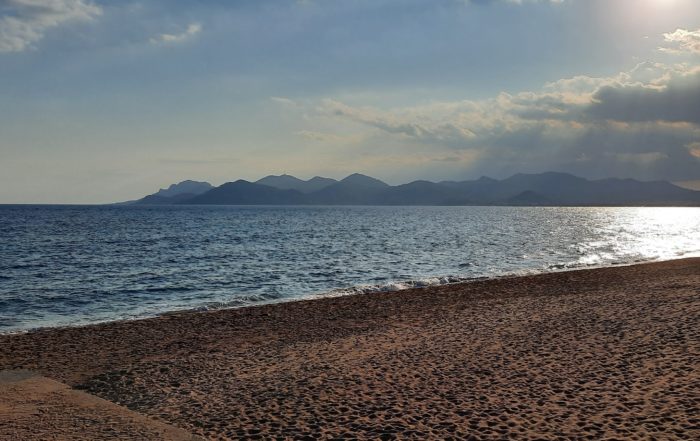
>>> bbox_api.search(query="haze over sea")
[1,205,698,333]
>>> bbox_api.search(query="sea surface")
[1,205,699,333]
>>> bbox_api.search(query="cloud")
[320,99,476,145]
[284,34,700,181]
[295,130,368,145]
[608,151,668,166]
[0,0,101,53]
[660,28,700,55]
[150,22,201,45]
[588,68,700,124]
[687,142,700,158]
[296,130,349,143]
[270,96,299,107]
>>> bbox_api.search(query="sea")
[1,205,699,333]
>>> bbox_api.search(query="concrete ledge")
[0,370,201,440]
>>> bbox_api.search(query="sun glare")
[649,0,679,7]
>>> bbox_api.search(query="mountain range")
[129,180,214,204]
[125,172,700,206]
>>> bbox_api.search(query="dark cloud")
[588,71,700,124]
[302,59,700,181]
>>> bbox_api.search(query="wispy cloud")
[150,22,202,45]
[295,130,365,144]
[608,151,669,166]
[0,0,101,53]
[270,96,299,107]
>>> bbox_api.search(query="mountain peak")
[257,174,337,193]
[155,180,213,198]
[309,176,334,182]
[504,171,585,185]
[340,173,389,187]
[257,174,304,183]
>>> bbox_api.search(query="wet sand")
[1,258,699,440]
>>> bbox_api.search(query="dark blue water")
[1,205,698,333]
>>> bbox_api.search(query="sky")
[1,0,700,203]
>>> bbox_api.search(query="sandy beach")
[1,258,699,440]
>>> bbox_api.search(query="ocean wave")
[310,252,699,303]
[313,275,474,298]
[2,252,698,337]
[2,205,699,334]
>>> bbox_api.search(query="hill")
[256,175,337,193]
[127,172,700,206]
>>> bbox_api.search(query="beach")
[1,258,699,439]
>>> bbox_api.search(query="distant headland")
[121,172,700,207]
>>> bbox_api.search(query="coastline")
[4,253,698,336]
[1,258,699,439]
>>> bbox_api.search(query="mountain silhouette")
[186,180,306,205]
[127,172,700,206]
[377,181,469,205]
[339,173,389,188]
[133,180,213,205]
[256,174,337,193]
[307,174,390,205]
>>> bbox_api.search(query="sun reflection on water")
[588,207,700,266]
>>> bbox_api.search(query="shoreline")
[3,254,698,336]
[2,203,700,207]
[1,258,699,439]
